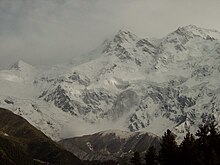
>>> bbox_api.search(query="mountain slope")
[0,108,83,165]
[0,131,39,165]
[59,130,160,161]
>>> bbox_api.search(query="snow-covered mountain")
[1,25,220,141]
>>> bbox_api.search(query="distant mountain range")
[1,25,220,143]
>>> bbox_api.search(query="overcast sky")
[0,0,220,69]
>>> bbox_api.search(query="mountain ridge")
[59,129,161,161]
[0,107,83,165]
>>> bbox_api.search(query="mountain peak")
[117,28,133,35]
[180,24,199,30]
[175,25,220,39]
[113,29,137,43]
[175,25,203,35]
[180,24,219,32]
[102,29,138,55]
[10,60,33,71]
[163,25,220,46]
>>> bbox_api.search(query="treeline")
[131,122,220,165]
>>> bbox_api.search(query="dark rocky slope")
[59,130,161,162]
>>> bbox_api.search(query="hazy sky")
[0,0,220,68]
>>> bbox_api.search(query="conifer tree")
[145,146,157,165]
[195,124,209,165]
[207,122,220,165]
[195,123,220,165]
[209,122,220,152]
[159,129,178,165]
[179,132,198,165]
[131,151,142,165]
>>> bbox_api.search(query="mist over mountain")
[1,0,220,69]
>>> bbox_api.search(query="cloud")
[0,0,130,68]
[60,113,130,138]
[121,0,220,37]
[0,0,220,68]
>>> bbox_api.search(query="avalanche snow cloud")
[1,0,220,68]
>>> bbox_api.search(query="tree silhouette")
[131,151,141,165]
[195,122,220,165]
[206,122,220,165]
[179,132,199,165]
[145,146,157,165]
[159,129,178,165]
